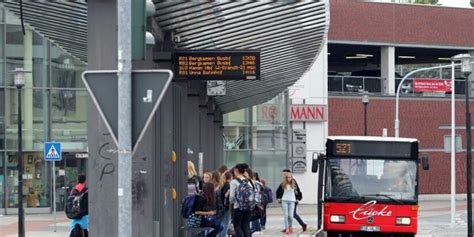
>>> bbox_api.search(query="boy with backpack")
[260,179,273,230]
[229,163,254,237]
[66,174,88,237]
[250,171,263,234]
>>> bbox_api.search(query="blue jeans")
[281,201,295,229]
[219,210,230,237]
[70,215,89,230]
[260,206,267,227]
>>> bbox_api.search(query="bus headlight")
[396,217,411,225]
[330,215,346,223]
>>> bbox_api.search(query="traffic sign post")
[44,142,61,232]
[82,69,172,236]
[82,70,173,154]
[44,142,62,161]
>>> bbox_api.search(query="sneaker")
[302,224,307,232]
[288,227,293,234]
[281,229,286,233]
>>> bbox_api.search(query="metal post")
[451,61,456,226]
[117,0,132,237]
[395,64,460,137]
[17,83,24,237]
[362,93,369,136]
[364,104,368,136]
[465,70,473,237]
[53,161,56,232]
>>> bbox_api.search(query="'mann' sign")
[289,104,327,122]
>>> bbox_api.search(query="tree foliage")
[471,0,474,7]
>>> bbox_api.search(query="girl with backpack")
[193,183,223,237]
[229,163,252,237]
[276,172,298,235]
[187,161,203,195]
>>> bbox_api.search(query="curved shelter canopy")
[2,0,329,113]
[2,1,88,62]
[155,1,329,112]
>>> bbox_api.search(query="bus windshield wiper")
[336,196,362,202]
[361,194,403,204]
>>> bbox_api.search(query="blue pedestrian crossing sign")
[44,142,62,161]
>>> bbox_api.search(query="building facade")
[0,8,87,214]
[223,0,474,204]
[223,93,289,191]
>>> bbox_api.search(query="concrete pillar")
[42,41,49,142]
[23,29,33,150]
[381,46,396,95]
[87,0,119,236]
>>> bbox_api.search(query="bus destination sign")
[173,50,261,81]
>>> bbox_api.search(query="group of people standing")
[185,162,306,237]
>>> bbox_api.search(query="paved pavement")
[0,199,470,236]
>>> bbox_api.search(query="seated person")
[193,183,223,237]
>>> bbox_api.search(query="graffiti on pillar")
[98,140,116,183]
[132,155,148,207]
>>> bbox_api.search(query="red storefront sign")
[290,104,327,122]
[413,78,451,93]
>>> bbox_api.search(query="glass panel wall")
[0,153,4,208]
[5,88,49,150]
[0,7,87,212]
[224,93,288,191]
[5,152,49,208]
[51,89,87,150]
[0,89,4,150]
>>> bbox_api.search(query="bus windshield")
[325,158,417,202]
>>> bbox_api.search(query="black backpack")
[65,188,88,220]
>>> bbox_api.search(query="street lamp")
[452,53,474,237]
[362,93,369,136]
[11,68,31,237]
[395,64,459,137]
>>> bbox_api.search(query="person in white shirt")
[276,172,297,234]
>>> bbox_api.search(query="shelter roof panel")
[155,1,329,112]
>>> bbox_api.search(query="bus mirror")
[311,153,319,173]
[421,155,429,170]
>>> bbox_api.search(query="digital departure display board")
[330,140,415,159]
[173,50,261,80]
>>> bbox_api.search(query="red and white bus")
[313,136,429,237]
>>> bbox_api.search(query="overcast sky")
[438,0,471,8]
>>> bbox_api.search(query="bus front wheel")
[326,232,340,237]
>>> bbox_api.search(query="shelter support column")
[23,29,33,150]
[381,46,395,95]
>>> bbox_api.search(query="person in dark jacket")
[69,174,88,236]
[194,183,223,237]
[229,163,252,237]
[218,170,232,237]
[276,169,307,232]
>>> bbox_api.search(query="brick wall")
[329,96,473,194]
[329,0,474,47]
